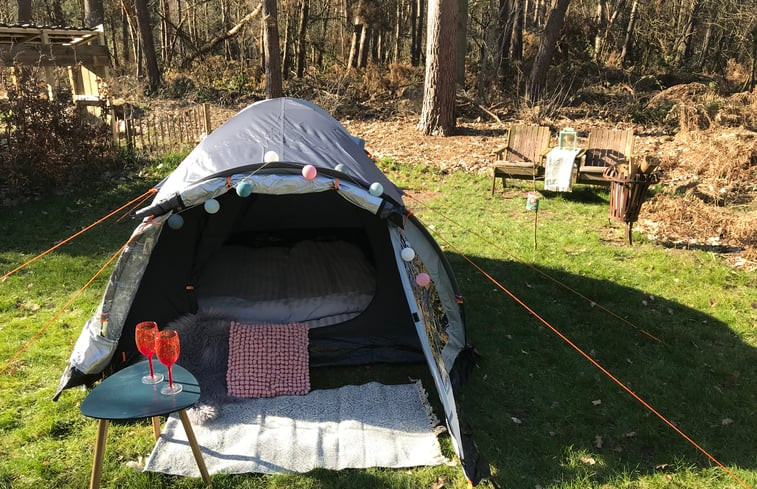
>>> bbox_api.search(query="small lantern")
[559,127,577,150]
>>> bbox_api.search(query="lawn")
[1,156,755,489]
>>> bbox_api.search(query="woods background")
[2,0,756,109]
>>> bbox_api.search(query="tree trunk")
[84,0,105,27]
[411,0,424,66]
[417,0,457,136]
[179,4,262,69]
[135,0,162,93]
[296,0,309,78]
[526,0,571,103]
[512,0,524,62]
[533,0,546,26]
[593,0,607,61]
[457,0,467,85]
[348,23,362,68]
[262,0,283,99]
[619,0,638,66]
[347,0,364,69]
[393,0,402,63]
[121,0,137,64]
[282,3,293,79]
[109,11,119,65]
[675,0,700,67]
[696,19,712,71]
[51,0,66,24]
[358,24,370,67]
[749,21,757,91]
[161,0,174,66]
[410,0,419,65]
[496,0,516,80]
[17,0,32,22]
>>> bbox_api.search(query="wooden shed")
[0,23,109,105]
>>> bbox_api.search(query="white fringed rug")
[144,381,447,477]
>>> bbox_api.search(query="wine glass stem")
[168,366,174,388]
[148,355,155,378]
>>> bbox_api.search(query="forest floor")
[153,85,757,269]
[337,96,757,270]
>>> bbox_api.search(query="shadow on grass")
[0,178,156,257]
[452,255,757,488]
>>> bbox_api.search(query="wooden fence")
[112,102,213,155]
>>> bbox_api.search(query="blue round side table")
[80,361,210,488]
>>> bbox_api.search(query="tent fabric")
[55,98,489,485]
[154,97,403,205]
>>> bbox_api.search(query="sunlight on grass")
[1,155,755,489]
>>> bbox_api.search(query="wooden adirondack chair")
[491,125,552,194]
[575,128,634,186]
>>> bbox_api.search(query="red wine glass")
[155,329,182,395]
[135,321,164,384]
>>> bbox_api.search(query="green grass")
[1,156,755,489]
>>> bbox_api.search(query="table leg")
[178,409,211,485]
[151,416,161,441]
[89,419,109,489]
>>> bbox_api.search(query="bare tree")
[17,0,32,22]
[262,0,283,98]
[85,0,105,27]
[526,0,571,103]
[347,0,365,69]
[51,0,66,25]
[417,0,457,136]
[619,0,639,65]
[457,0,468,85]
[296,0,309,78]
[512,0,524,62]
[496,0,517,80]
[135,0,162,92]
[674,0,701,67]
[410,0,424,66]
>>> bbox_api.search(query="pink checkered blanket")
[226,322,310,398]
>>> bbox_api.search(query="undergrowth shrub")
[0,70,118,205]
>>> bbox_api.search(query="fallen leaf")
[592,399,602,406]
[624,431,637,438]
[431,476,446,489]
[723,371,740,386]
[511,417,522,424]
[594,435,604,448]
[580,456,596,465]
[710,298,717,307]
[721,418,733,425]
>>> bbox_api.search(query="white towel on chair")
[544,148,581,192]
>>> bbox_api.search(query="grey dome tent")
[55,97,489,484]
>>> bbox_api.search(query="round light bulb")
[369,182,384,197]
[167,214,184,230]
[400,247,416,262]
[302,165,317,180]
[204,198,220,214]
[415,272,431,287]
[236,181,253,197]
